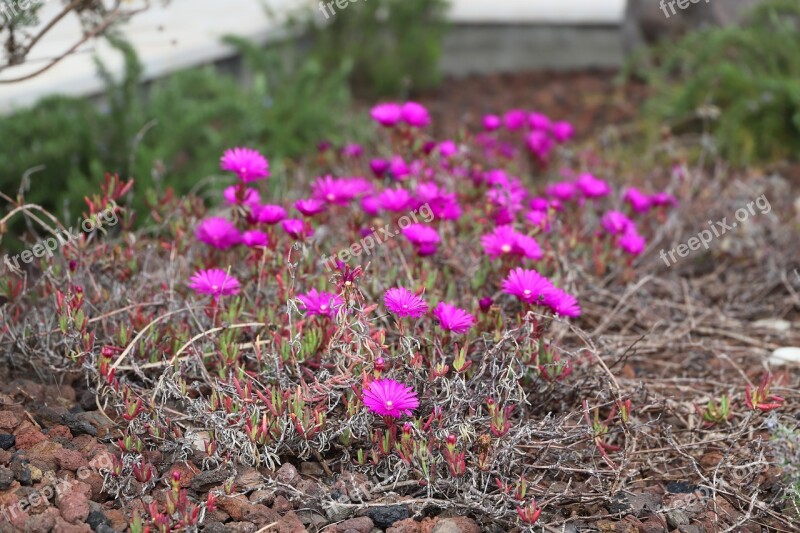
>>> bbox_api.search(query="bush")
[629,0,800,165]
[0,37,355,226]
[299,0,450,98]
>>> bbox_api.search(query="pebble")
[769,347,800,366]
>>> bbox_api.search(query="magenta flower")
[623,188,652,213]
[501,268,555,305]
[437,140,458,158]
[504,109,527,131]
[526,210,551,232]
[650,192,678,207]
[189,268,241,300]
[361,195,381,216]
[401,102,431,128]
[370,102,403,127]
[370,158,390,178]
[481,226,542,260]
[379,188,413,212]
[341,143,363,158]
[220,147,269,183]
[282,219,309,239]
[601,211,634,235]
[528,112,552,132]
[576,173,611,199]
[526,130,554,160]
[196,217,241,249]
[223,186,261,207]
[543,288,582,317]
[295,198,326,217]
[389,155,410,180]
[529,197,551,212]
[362,379,419,418]
[546,182,578,202]
[618,229,646,256]
[297,288,343,318]
[483,114,502,131]
[242,230,269,248]
[402,224,441,256]
[551,121,575,143]
[433,302,475,334]
[253,204,287,225]
[384,287,428,318]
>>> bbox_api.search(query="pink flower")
[313,176,372,205]
[504,109,527,131]
[483,114,502,131]
[253,204,287,225]
[551,121,575,143]
[196,217,241,249]
[501,268,555,305]
[361,195,381,216]
[437,140,458,158]
[401,102,431,128]
[371,102,403,127]
[389,155,410,180]
[189,268,241,300]
[618,229,646,255]
[601,211,634,235]
[223,186,261,207]
[526,130,554,160]
[576,173,611,199]
[295,198,326,217]
[298,289,343,318]
[242,230,269,248]
[402,224,441,256]
[650,192,678,207]
[433,302,475,334]
[282,219,308,239]
[362,379,419,418]
[341,143,363,158]
[528,112,552,131]
[623,188,652,213]
[370,158,390,178]
[379,188,413,212]
[542,288,582,317]
[384,287,428,318]
[529,197,551,212]
[526,210,551,232]
[481,226,542,260]
[546,182,577,202]
[220,147,269,183]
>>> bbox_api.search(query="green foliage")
[630,0,800,165]
[0,37,355,223]
[300,0,450,98]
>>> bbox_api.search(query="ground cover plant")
[0,94,799,532]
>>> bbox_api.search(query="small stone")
[769,347,800,366]
[276,511,306,533]
[0,467,14,489]
[271,495,292,513]
[432,518,481,533]
[203,522,226,533]
[0,434,15,450]
[0,411,19,431]
[300,462,325,477]
[24,511,56,533]
[275,463,301,487]
[57,449,87,472]
[365,505,409,529]
[56,483,91,524]
[86,510,111,531]
[386,518,422,533]
[96,525,119,533]
[336,517,374,533]
[666,510,690,529]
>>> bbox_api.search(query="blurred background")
[0,0,794,225]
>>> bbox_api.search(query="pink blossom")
[242,230,269,248]
[362,379,419,418]
[223,186,261,207]
[295,198,326,217]
[528,112,552,131]
[576,173,611,199]
[370,159,390,178]
[384,287,428,318]
[526,130,554,160]
[379,188,413,212]
[601,211,634,235]
[282,219,309,239]
[298,289,343,318]
[196,217,241,249]
[341,143,363,158]
[389,156,410,180]
[402,224,441,256]
[189,268,241,300]
[542,288,582,317]
[504,109,527,131]
[253,204,287,225]
[481,226,543,260]
[401,102,431,128]
[220,147,269,182]
[370,102,403,127]
[501,268,554,305]
[618,229,646,255]
[546,182,578,202]
[433,302,475,334]
[483,114,502,131]
[437,140,458,158]
[623,187,652,213]
[551,121,575,143]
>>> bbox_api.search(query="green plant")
[299,0,449,98]
[629,0,800,165]
[0,36,356,229]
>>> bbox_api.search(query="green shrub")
[0,37,355,224]
[299,0,450,98]
[629,0,800,165]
